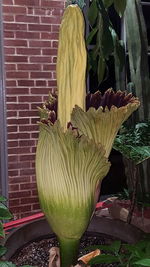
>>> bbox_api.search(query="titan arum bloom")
[72,89,140,158]
[36,3,140,267]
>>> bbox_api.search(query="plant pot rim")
[3,215,145,260]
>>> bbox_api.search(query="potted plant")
[35,2,140,267]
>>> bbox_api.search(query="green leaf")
[103,0,113,8]
[86,27,98,45]
[110,240,121,254]
[0,222,5,238]
[89,254,119,264]
[134,258,150,266]
[97,55,106,84]
[0,203,12,220]
[0,197,7,202]
[0,246,7,257]
[114,0,127,17]
[88,0,98,27]
[97,1,114,58]
[0,262,16,267]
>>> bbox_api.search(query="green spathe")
[36,121,110,240]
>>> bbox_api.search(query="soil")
[11,232,120,267]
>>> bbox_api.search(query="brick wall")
[3,0,65,219]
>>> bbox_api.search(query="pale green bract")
[36,121,110,239]
[71,102,140,158]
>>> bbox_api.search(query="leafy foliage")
[113,121,150,164]
[87,239,150,267]
[87,0,126,86]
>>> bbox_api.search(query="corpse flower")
[36,4,140,267]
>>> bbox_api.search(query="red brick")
[9,191,31,200]
[19,140,35,146]
[4,39,27,47]
[41,16,61,25]
[14,0,39,6]
[32,189,38,196]
[8,141,18,148]
[8,155,19,163]
[27,7,34,15]
[30,72,52,79]
[41,0,64,8]
[30,56,52,63]
[6,80,17,87]
[9,184,19,191]
[41,32,59,40]
[18,96,42,102]
[7,126,18,132]
[35,80,46,86]
[7,118,30,125]
[3,15,14,22]
[7,88,29,94]
[48,80,57,87]
[8,170,19,177]
[6,96,17,102]
[20,154,35,161]
[30,87,51,94]
[31,118,38,124]
[9,177,31,184]
[7,103,29,111]
[32,132,39,139]
[16,31,40,39]
[52,8,64,16]
[20,183,36,190]
[42,48,57,56]
[29,40,51,47]
[5,55,28,62]
[3,6,26,14]
[4,23,27,31]
[20,168,35,176]
[15,15,39,23]
[31,103,42,110]
[43,64,56,71]
[7,111,17,117]
[52,25,60,32]
[6,71,29,79]
[28,24,51,32]
[31,147,36,153]
[21,197,38,204]
[34,8,52,16]
[4,31,14,38]
[17,64,41,71]
[5,64,16,71]
[8,162,31,170]
[3,0,13,4]
[32,203,40,210]
[18,80,34,86]
[17,48,41,55]
[10,205,32,213]
[19,125,38,132]
[19,110,38,117]
[8,132,30,140]
[9,199,20,207]
[4,48,15,54]
[8,147,31,155]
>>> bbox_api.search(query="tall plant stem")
[58,237,80,267]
